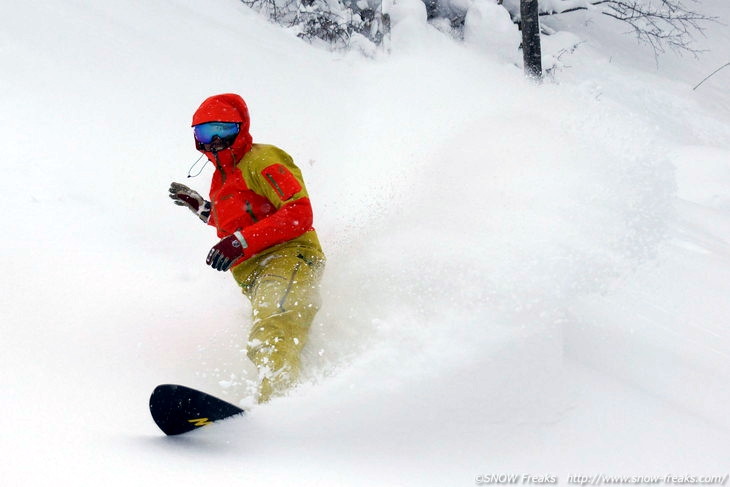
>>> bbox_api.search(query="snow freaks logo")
[474,474,730,485]
[475,474,557,485]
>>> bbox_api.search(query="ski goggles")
[193,122,240,144]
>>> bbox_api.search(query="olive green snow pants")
[231,242,324,403]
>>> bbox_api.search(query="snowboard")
[149,384,245,435]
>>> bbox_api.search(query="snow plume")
[285,38,680,478]
[305,69,676,411]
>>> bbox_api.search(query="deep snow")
[1,0,729,485]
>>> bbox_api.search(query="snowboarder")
[169,93,325,403]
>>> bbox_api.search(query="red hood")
[192,93,253,167]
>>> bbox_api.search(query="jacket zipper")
[245,201,258,222]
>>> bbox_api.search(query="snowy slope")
[1,0,729,485]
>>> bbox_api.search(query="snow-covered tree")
[504,0,715,57]
[240,0,389,49]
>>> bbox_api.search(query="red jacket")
[192,94,318,264]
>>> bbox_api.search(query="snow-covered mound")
[1,0,729,485]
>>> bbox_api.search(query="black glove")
[169,182,211,223]
[207,231,248,272]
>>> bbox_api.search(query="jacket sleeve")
[207,204,217,228]
[239,148,315,256]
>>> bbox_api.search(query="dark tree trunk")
[521,0,542,80]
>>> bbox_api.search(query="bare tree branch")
[537,0,717,57]
[693,62,730,90]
